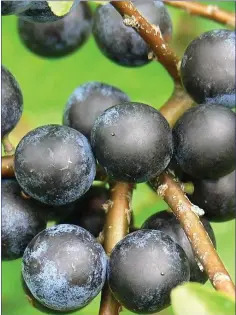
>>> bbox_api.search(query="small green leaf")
[47,1,74,17]
[171,282,235,315]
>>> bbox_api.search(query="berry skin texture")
[17,0,79,23]
[181,30,235,108]
[1,66,23,138]
[1,1,32,15]
[14,124,96,206]
[22,224,107,311]
[189,171,235,222]
[2,180,47,260]
[108,229,190,314]
[141,210,216,284]
[91,102,173,183]
[63,82,130,140]
[18,2,92,58]
[173,104,236,180]
[92,1,172,67]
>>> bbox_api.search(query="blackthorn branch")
[150,172,235,298]
[111,1,181,83]
[110,0,235,302]
[163,1,235,28]
[99,182,134,315]
[1,1,235,314]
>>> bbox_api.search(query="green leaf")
[47,1,74,17]
[171,282,235,315]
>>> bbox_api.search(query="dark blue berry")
[141,210,216,284]
[108,229,190,314]
[188,171,235,222]
[22,224,107,311]
[173,104,235,179]
[1,0,32,15]
[92,1,172,67]
[2,179,47,260]
[17,0,79,23]
[181,30,235,108]
[1,66,23,138]
[63,82,130,140]
[91,102,173,183]
[18,2,92,58]
[14,124,96,206]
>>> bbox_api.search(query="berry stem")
[151,173,235,298]
[2,155,15,178]
[99,182,134,315]
[111,2,194,125]
[163,1,235,28]
[111,1,181,83]
[2,135,15,156]
[159,83,193,128]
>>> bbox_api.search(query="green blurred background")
[2,2,235,315]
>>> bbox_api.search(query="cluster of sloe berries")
[1,1,235,314]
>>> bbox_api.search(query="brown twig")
[111,1,181,83]
[159,83,193,128]
[151,173,235,298]
[99,182,134,315]
[111,1,193,126]
[163,1,235,28]
[110,2,235,297]
[2,155,14,178]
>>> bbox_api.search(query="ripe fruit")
[63,82,130,140]
[17,0,78,23]
[2,179,46,260]
[1,65,23,138]
[181,29,235,108]
[92,1,172,67]
[188,171,235,222]
[14,125,96,206]
[108,229,190,313]
[173,104,235,179]
[142,210,216,284]
[1,1,32,15]
[18,2,92,58]
[58,186,109,237]
[22,224,107,311]
[91,102,173,182]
